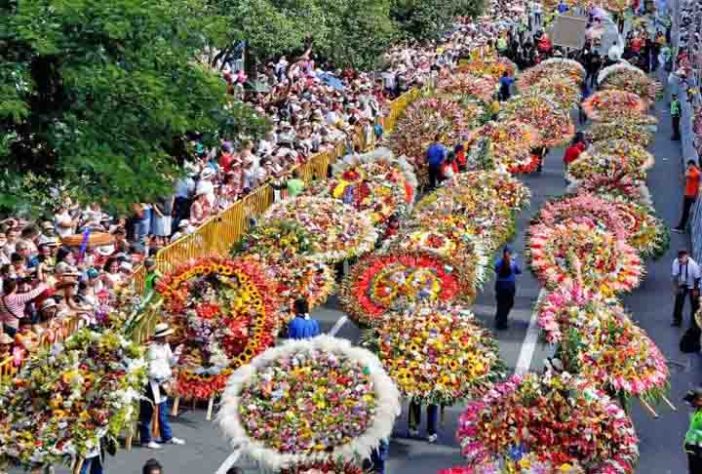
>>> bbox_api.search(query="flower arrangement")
[262,197,378,263]
[156,257,279,399]
[437,72,497,103]
[388,227,489,291]
[0,328,146,468]
[517,58,586,88]
[598,63,662,102]
[448,170,532,211]
[581,89,649,121]
[606,197,669,259]
[560,306,669,402]
[568,175,653,207]
[457,56,517,80]
[568,140,655,182]
[534,193,628,241]
[588,120,655,147]
[500,94,575,147]
[339,251,470,327]
[374,305,505,404]
[280,462,364,474]
[522,76,582,112]
[232,220,315,258]
[315,148,417,226]
[469,120,540,173]
[217,336,400,470]
[455,373,639,474]
[242,253,335,322]
[389,97,471,185]
[528,221,643,296]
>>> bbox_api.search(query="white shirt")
[147,341,178,403]
[672,257,701,289]
[195,179,216,206]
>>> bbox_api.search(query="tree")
[1,0,270,215]
[391,0,485,41]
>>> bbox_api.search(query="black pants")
[686,444,702,474]
[674,287,700,326]
[408,400,438,435]
[172,197,192,234]
[673,115,681,140]
[428,164,441,190]
[678,197,696,230]
[495,285,515,328]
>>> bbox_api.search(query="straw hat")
[0,333,13,345]
[153,323,174,339]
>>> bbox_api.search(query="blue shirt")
[557,2,568,12]
[287,315,321,340]
[494,258,522,288]
[499,76,514,89]
[426,143,446,167]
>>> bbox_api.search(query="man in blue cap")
[287,298,321,339]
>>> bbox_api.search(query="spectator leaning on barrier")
[673,160,701,233]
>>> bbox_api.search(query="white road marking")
[514,289,546,375]
[215,449,241,474]
[328,315,348,336]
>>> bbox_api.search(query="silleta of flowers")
[534,193,628,241]
[339,251,470,327]
[454,372,639,474]
[436,72,496,103]
[389,97,470,185]
[280,462,364,474]
[567,140,654,182]
[607,197,668,259]
[316,148,417,226]
[528,221,643,296]
[469,120,540,173]
[516,58,586,88]
[262,197,378,263]
[233,219,315,258]
[569,174,653,208]
[242,253,335,322]
[561,306,669,402]
[523,76,582,112]
[448,171,531,211]
[581,89,649,121]
[0,328,146,468]
[500,94,575,147]
[217,336,400,470]
[374,305,504,404]
[587,120,655,147]
[389,227,489,293]
[156,257,279,399]
[457,56,517,80]
[598,63,662,102]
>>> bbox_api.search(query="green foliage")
[391,0,485,41]
[1,0,270,214]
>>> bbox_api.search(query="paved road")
[38,96,699,474]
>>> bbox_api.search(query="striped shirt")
[0,284,47,330]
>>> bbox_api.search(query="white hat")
[200,167,216,179]
[178,219,191,228]
[153,323,174,338]
[119,261,133,272]
[40,299,57,311]
[96,244,115,256]
[0,333,13,345]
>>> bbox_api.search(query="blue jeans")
[370,439,389,473]
[79,456,103,474]
[409,400,439,435]
[134,208,152,243]
[139,399,173,444]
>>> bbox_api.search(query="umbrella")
[318,72,345,91]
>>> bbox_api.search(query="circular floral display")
[607,197,669,259]
[233,220,315,258]
[457,56,517,80]
[571,175,652,207]
[581,89,649,121]
[588,119,655,147]
[339,251,470,327]
[242,253,335,322]
[567,140,654,182]
[218,336,400,470]
[455,373,638,474]
[262,197,378,263]
[375,305,504,404]
[598,63,662,102]
[0,328,146,467]
[500,94,575,147]
[535,193,628,241]
[281,462,364,474]
[157,257,279,399]
[314,148,417,226]
[528,221,643,295]
[469,120,540,173]
[522,76,582,112]
[449,171,531,211]
[389,227,489,292]
[389,97,471,185]
[517,58,586,88]
[437,72,496,103]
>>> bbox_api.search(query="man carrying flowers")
[139,322,186,449]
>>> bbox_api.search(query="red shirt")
[455,150,467,167]
[563,143,585,165]
[219,152,235,173]
[685,166,701,197]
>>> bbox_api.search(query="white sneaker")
[427,434,438,443]
[145,441,161,449]
[166,437,186,445]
